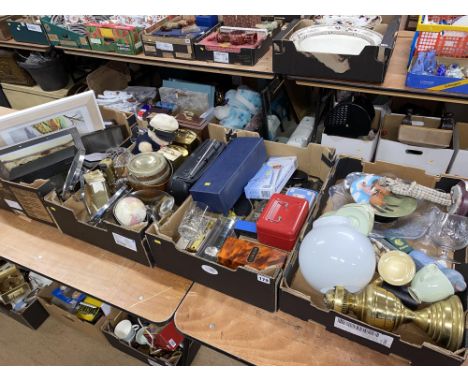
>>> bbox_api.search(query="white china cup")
[114,320,140,344]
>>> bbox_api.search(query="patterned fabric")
[378,177,452,206]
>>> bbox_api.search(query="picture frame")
[0,91,105,148]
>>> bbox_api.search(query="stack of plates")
[321,203,375,236]
[127,152,171,191]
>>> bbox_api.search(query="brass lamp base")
[325,283,465,352]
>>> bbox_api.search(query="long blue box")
[190,137,267,214]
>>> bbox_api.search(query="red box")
[256,194,309,251]
[154,321,184,351]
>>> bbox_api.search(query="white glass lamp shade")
[299,224,376,293]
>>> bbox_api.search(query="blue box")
[190,137,267,214]
[405,32,468,95]
[195,16,219,29]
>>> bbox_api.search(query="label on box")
[26,23,42,33]
[411,121,424,127]
[184,38,191,44]
[334,317,394,348]
[90,38,102,44]
[257,274,271,284]
[156,42,174,52]
[112,232,137,252]
[4,199,22,211]
[213,51,229,64]
[201,265,218,275]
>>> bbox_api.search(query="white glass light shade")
[299,224,376,293]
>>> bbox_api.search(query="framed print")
[0,90,105,148]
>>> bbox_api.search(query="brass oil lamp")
[324,281,465,351]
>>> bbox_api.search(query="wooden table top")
[175,283,408,366]
[0,210,192,324]
[296,31,468,105]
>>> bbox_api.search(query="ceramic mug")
[135,326,155,346]
[114,320,140,344]
[408,264,455,304]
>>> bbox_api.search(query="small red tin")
[256,193,309,251]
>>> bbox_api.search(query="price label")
[257,274,271,284]
[26,23,42,33]
[213,51,229,64]
[156,42,174,52]
[112,232,137,252]
[4,199,23,211]
[90,38,102,44]
[334,316,394,348]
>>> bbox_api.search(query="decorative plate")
[312,15,382,29]
[350,174,417,218]
[289,25,383,56]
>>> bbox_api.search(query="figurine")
[423,51,437,74]
[436,63,447,76]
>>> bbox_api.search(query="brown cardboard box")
[38,282,114,343]
[144,123,335,311]
[280,156,468,365]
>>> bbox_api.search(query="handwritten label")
[26,23,42,33]
[213,51,229,64]
[156,42,174,52]
[112,232,137,252]
[4,199,22,210]
[257,274,271,284]
[334,316,394,348]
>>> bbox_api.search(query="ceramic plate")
[350,175,418,218]
[378,250,416,286]
[289,25,383,55]
[127,152,167,178]
[313,15,382,29]
[334,204,374,235]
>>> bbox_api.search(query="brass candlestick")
[324,281,465,351]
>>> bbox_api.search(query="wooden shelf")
[0,38,50,52]
[175,284,408,366]
[295,31,468,105]
[57,46,274,79]
[0,210,192,324]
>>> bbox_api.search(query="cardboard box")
[86,23,144,55]
[449,124,468,178]
[375,113,463,175]
[0,107,133,225]
[0,16,13,40]
[101,310,199,366]
[0,296,49,330]
[145,124,335,311]
[37,282,112,343]
[6,17,50,46]
[142,17,219,60]
[280,156,468,366]
[41,17,91,49]
[321,110,381,161]
[44,191,154,267]
[273,16,400,83]
[194,28,272,66]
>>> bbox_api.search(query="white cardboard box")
[375,114,456,176]
[449,124,468,178]
[321,111,381,161]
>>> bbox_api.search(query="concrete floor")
[0,313,244,366]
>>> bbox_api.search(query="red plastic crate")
[416,31,468,58]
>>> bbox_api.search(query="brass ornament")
[324,281,465,351]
